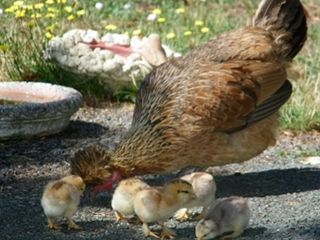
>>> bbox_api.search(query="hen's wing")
[182,60,290,133]
[133,58,289,135]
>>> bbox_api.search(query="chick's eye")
[178,190,190,194]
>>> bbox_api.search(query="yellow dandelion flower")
[132,29,142,36]
[195,20,204,26]
[67,14,75,21]
[105,24,117,30]
[76,9,85,16]
[48,7,58,13]
[201,27,209,33]
[31,13,42,18]
[34,3,44,9]
[11,5,20,11]
[25,5,33,10]
[183,30,192,36]
[46,0,54,4]
[45,32,53,39]
[46,24,55,32]
[13,1,24,7]
[152,8,161,15]
[175,8,185,14]
[5,7,15,13]
[15,10,25,18]
[45,13,56,18]
[26,20,35,28]
[166,32,175,39]
[64,6,73,13]
[157,17,166,23]
[0,44,9,52]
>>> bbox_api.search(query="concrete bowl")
[0,81,82,140]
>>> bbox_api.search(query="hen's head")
[70,145,123,195]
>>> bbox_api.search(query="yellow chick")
[133,179,196,239]
[111,178,150,222]
[41,175,85,230]
[175,172,216,220]
[195,196,250,239]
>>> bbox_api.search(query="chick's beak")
[191,192,197,200]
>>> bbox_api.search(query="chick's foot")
[160,225,176,239]
[142,223,160,239]
[174,208,190,221]
[47,217,61,230]
[114,211,126,222]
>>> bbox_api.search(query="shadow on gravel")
[249,221,320,240]
[59,120,108,139]
[0,120,107,145]
[0,120,108,168]
[216,168,320,197]
[242,227,268,237]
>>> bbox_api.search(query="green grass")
[0,0,319,130]
[275,148,320,159]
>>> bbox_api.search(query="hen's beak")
[90,170,123,199]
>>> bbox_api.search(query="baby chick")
[111,178,149,222]
[175,172,216,221]
[195,196,250,239]
[41,175,85,230]
[133,179,196,239]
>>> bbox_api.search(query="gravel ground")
[1,103,320,240]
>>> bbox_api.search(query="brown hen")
[71,0,308,193]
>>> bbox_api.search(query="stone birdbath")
[0,81,82,140]
[44,29,180,88]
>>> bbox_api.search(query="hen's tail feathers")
[252,0,307,59]
[70,145,112,185]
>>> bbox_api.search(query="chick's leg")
[142,222,160,239]
[159,222,176,239]
[127,216,142,225]
[66,216,81,230]
[194,207,206,221]
[174,208,190,221]
[65,208,81,230]
[114,210,126,222]
[47,216,61,230]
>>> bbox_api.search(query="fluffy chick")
[195,196,250,239]
[41,175,85,230]
[111,178,149,222]
[133,179,196,239]
[175,172,216,221]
